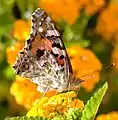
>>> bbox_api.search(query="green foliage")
[63,12,89,41]
[81,82,108,120]
[65,40,90,48]
[0,0,15,14]
[0,14,13,37]
[51,115,65,120]
[10,116,49,120]
[66,108,82,120]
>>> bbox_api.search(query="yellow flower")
[39,0,105,24]
[96,111,118,120]
[10,76,41,110]
[10,76,58,110]
[27,91,84,118]
[6,42,24,65]
[67,46,102,92]
[7,20,30,65]
[83,0,105,15]
[13,20,31,41]
[39,0,82,24]
[96,4,118,42]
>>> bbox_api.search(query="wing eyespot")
[21,62,29,70]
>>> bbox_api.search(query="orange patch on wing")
[54,48,65,65]
[30,34,52,55]
[56,55,64,65]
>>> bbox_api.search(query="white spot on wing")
[62,50,66,56]
[39,27,43,32]
[52,47,59,54]
[41,18,44,21]
[46,16,51,22]
[37,8,40,11]
[39,22,42,25]
[46,30,60,36]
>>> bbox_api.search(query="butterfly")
[13,8,84,93]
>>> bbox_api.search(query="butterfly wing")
[26,8,73,81]
[13,8,84,92]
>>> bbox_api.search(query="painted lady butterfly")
[13,8,84,93]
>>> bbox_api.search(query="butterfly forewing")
[26,8,73,79]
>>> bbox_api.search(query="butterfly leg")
[53,90,58,96]
[66,82,71,102]
[38,86,50,100]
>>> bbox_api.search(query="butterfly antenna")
[79,63,115,79]
[104,63,115,69]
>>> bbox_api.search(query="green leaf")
[52,115,64,120]
[0,98,9,120]
[16,0,28,16]
[0,81,9,98]
[0,0,15,15]
[63,12,90,41]
[65,40,90,48]
[81,82,108,120]
[10,116,49,120]
[0,13,13,36]
[27,0,38,10]
[65,108,82,120]
[3,66,14,80]
[16,0,38,18]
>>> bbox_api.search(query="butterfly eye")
[21,62,29,70]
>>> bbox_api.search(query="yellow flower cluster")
[96,3,118,70]
[10,76,58,110]
[67,46,102,92]
[10,76,41,110]
[96,4,118,42]
[96,111,118,120]
[7,19,30,66]
[39,0,105,24]
[6,42,24,65]
[80,0,105,15]
[13,20,31,41]
[27,91,84,118]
